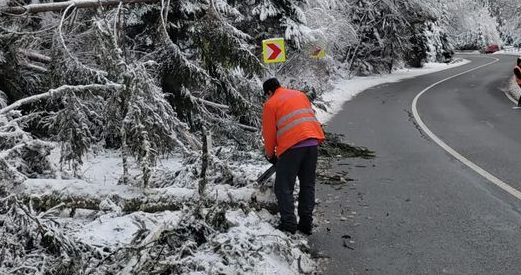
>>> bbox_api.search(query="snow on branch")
[0,84,123,115]
[191,96,230,110]
[0,0,160,14]
[20,179,277,213]
[18,49,51,63]
[59,4,110,79]
[21,62,48,73]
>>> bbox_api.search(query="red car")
[484,44,500,54]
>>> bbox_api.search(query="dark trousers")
[274,146,318,229]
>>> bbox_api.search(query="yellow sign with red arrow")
[262,38,286,64]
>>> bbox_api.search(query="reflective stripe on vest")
[277,117,319,137]
[276,108,315,127]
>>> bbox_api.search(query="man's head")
[517,57,521,66]
[263,78,281,97]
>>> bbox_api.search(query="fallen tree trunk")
[17,179,277,214]
[1,0,160,15]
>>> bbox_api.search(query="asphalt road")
[311,55,521,275]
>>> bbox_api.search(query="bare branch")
[191,96,230,110]
[113,2,123,48]
[21,62,48,73]
[0,84,123,115]
[237,123,258,132]
[0,0,160,15]
[18,49,51,63]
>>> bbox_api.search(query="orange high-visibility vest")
[515,66,521,85]
[262,87,325,158]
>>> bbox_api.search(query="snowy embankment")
[494,47,521,56]
[316,59,471,123]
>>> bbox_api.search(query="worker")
[513,57,521,109]
[262,78,325,235]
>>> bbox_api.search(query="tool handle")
[256,165,276,184]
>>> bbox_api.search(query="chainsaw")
[256,165,276,185]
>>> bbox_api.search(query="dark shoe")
[297,223,312,235]
[276,224,296,234]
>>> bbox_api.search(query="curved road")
[311,55,521,274]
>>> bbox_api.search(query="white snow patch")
[49,148,183,185]
[191,209,315,275]
[456,50,481,55]
[494,47,521,56]
[75,211,182,247]
[316,60,471,123]
[79,150,126,185]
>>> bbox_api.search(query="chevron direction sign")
[262,38,286,64]
[311,45,326,59]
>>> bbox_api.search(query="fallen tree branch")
[191,96,230,110]
[18,179,277,213]
[0,24,58,35]
[18,49,52,63]
[0,83,123,115]
[237,123,258,132]
[21,62,48,73]
[0,0,160,15]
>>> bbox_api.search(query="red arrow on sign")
[312,46,322,56]
[267,43,282,60]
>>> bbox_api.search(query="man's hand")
[265,154,277,165]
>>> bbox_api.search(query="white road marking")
[504,90,517,104]
[412,57,521,201]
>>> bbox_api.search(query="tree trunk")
[18,179,278,214]
[1,0,160,15]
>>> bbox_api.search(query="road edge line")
[412,57,521,201]
[503,80,518,104]
[505,91,517,104]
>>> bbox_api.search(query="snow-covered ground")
[494,46,521,56]
[316,59,471,123]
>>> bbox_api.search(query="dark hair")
[263,78,281,95]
